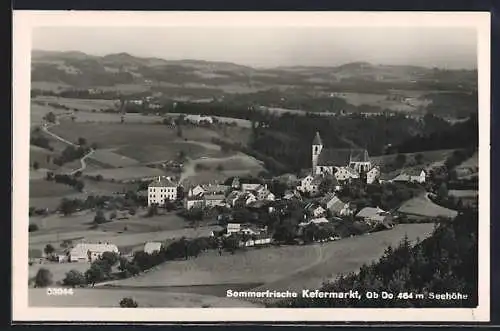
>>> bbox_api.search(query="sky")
[32,27,478,69]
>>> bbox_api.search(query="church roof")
[312,132,323,145]
[318,148,369,166]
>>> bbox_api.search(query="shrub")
[34,268,53,287]
[119,297,138,308]
[62,270,86,288]
[28,224,39,232]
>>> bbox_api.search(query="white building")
[69,243,119,263]
[366,167,381,184]
[148,176,178,206]
[185,114,214,124]
[144,242,163,254]
[205,194,226,208]
[391,169,426,184]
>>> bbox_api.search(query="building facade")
[148,176,178,206]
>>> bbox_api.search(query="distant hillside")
[31,50,477,93]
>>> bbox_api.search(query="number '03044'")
[46,288,74,296]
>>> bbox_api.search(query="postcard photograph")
[12,11,490,322]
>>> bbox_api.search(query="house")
[392,169,426,184]
[188,185,205,197]
[226,223,241,235]
[226,191,244,207]
[297,175,321,196]
[202,184,229,195]
[305,202,326,218]
[283,189,302,200]
[184,194,204,210]
[224,176,264,191]
[144,242,163,254]
[236,192,257,206]
[148,176,178,206]
[355,207,392,226]
[253,185,275,201]
[319,193,352,216]
[205,194,226,208]
[335,166,360,181]
[69,243,119,262]
[366,167,381,184]
[185,114,214,124]
[312,131,373,176]
[309,217,330,225]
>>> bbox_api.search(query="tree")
[62,270,86,288]
[34,268,53,287]
[437,183,448,200]
[90,142,98,150]
[44,244,55,256]
[75,181,85,192]
[77,137,87,146]
[44,112,56,124]
[60,198,78,216]
[119,297,138,308]
[94,209,106,224]
[85,262,106,286]
[177,125,183,138]
[32,161,40,170]
[395,154,407,168]
[146,204,158,217]
[414,153,424,165]
[100,251,119,267]
[216,164,224,172]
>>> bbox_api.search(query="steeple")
[312,131,323,146]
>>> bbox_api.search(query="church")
[311,132,379,183]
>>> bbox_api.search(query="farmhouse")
[144,242,163,254]
[202,183,229,195]
[297,175,322,196]
[205,194,226,208]
[184,114,214,124]
[391,169,426,184]
[184,194,204,210]
[305,202,326,218]
[225,176,265,191]
[355,207,392,226]
[69,243,119,262]
[187,185,205,197]
[320,194,352,216]
[252,185,276,201]
[148,176,178,206]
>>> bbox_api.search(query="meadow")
[107,223,434,292]
[29,288,261,308]
[33,96,118,111]
[398,193,458,219]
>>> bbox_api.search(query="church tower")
[312,131,323,175]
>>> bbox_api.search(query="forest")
[273,209,478,308]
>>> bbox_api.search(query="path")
[41,116,95,176]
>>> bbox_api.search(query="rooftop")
[149,176,177,188]
[318,149,370,167]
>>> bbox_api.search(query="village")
[29,124,476,284]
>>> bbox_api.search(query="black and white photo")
[12,11,490,322]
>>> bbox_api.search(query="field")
[371,149,455,170]
[30,179,76,198]
[89,149,140,168]
[29,261,91,285]
[31,81,71,91]
[30,102,71,125]
[84,166,166,181]
[33,96,118,111]
[29,145,59,171]
[29,288,261,308]
[398,193,458,219]
[106,223,434,294]
[334,92,431,112]
[29,209,219,251]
